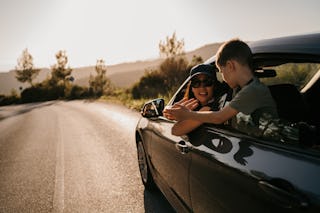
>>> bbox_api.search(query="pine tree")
[89,59,110,97]
[159,32,185,58]
[15,48,40,86]
[50,50,72,86]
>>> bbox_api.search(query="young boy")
[164,39,278,125]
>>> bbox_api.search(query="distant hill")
[0,42,221,95]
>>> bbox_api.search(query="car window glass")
[170,79,190,104]
[260,63,320,89]
[170,68,224,105]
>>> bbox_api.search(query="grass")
[99,89,149,111]
[99,89,173,112]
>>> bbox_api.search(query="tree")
[131,32,204,99]
[159,57,189,90]
[89,59,111,97]
[191,55,203,66]
[50,50,72,86]
[159,32,185,58]
[15,48,40,86]
[131,69,166,99]
[158,32,195,90]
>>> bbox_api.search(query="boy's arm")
[167,105,238,124]
[171,106,210,136]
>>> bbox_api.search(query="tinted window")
[260,63,320,89]
[171,79,190,104]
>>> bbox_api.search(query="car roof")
[249,33,320,55]
[205,33,320,65]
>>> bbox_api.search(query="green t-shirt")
[229,77,278,124]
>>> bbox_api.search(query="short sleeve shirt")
[229,77,278,123]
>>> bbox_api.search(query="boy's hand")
[176,98,199,111]
[163,106,175,120]
[163,98,198,121]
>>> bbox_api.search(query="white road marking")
[53,116,65,213]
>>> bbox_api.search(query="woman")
[164,64,225,136]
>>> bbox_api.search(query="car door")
[148,116,193,211]
[187,124,320,213]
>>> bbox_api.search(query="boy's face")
[217,60,237,88]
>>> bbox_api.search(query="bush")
[20,84,65,103]
[130,56,201,100]
[158,57,189,90]
[131,70,167,99]
[0,94,20,106]
[67,85,90,100]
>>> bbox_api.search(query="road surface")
[0,100,174,213]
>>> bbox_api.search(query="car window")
[260,63,320,90]
[170,79,190,105]
[229,62,320,153]
[170,76,231,109]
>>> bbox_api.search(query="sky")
[0,0,319,71]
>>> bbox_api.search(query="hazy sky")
[0,0,319,71]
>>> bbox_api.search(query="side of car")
[135,33,320,212]
[136,95,194,212]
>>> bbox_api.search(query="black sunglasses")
[191,78,214,88]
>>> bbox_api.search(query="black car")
[135,33,320,212]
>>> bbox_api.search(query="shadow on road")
[0,101,56,121]
[143,188,175,213]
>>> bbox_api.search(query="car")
[135,33,320,212]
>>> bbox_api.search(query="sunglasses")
[191,78,214,88]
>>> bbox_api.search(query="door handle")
[258,179,309,208]
[175,141,189,154]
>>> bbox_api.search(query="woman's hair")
[183,81,195,99]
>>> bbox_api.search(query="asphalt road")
[0,100,174,213]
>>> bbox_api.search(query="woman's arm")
[166,104,238,124]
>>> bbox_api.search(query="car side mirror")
[141,98,165,118]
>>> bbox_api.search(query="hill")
[0,42,221,95]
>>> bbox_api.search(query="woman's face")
[191,74,214,106]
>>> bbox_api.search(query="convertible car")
[135,33,320,212]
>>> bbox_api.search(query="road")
[0,100,174,213]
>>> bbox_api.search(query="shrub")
[131,69,167,99]
[130,56,201,100]
[0,94,20,106]
[67,85,90,100]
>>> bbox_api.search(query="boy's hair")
[215,38,253,71]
